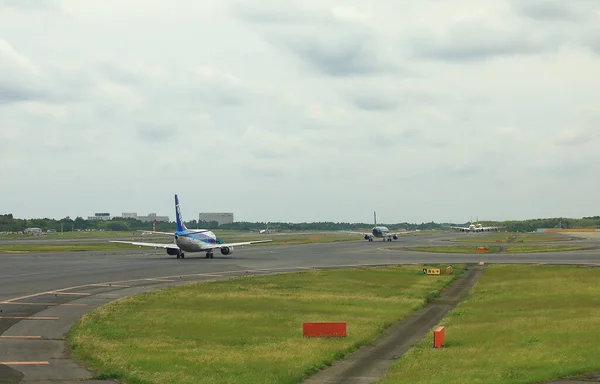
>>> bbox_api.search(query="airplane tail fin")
[374,211,377,227]
[174,194,188,232]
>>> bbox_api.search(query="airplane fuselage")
[372,226,390,238]
[174,230,218,252]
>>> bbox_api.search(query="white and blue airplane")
[344,211,416,242]
[110,194,272,259]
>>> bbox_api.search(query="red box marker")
[433,326,445,348]
[303,322,346,337]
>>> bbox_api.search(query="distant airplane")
[346,211,415,242]
[110,194,272,259]
[450,218,504,233]
[259,223,270,234]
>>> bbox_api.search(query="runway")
[1,233,599,383]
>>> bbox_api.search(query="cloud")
[232,2,397,77]
[1,1,600,223]
[512,0,599,22]
[280,32,393,77]
[0,0,58,11]
[410,21,554,61]
[351,94,398,111]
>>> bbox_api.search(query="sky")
[1,0,599,224]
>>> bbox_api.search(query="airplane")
[345,211,414,242]
[259,223,271,234]
[450,218,504,233]
[110,194,272,259]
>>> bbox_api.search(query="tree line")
[1,213,599,234]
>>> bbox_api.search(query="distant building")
[24,227,43,235]
[86,212,169,222]
[116,212,169,222]
[137,213,169,223]
[87,212,111,221]
[199,213,234,226]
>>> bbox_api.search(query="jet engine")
[364,235,370,240]
[220,246,234,255]
[166,248,179,256]
[393,234,398,240]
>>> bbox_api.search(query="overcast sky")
[1,0,599,224]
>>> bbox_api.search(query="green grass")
[407,245,592,254]
[453,232,571,243]
[505,245,594,253]
[408,246,501,254]
[68,265,461,384]
[377,264,600,384]
[452,233,513,243]
[510,233,573,243]
[0,231,144,240]
[0,243,139,253]
[0,233,360,253]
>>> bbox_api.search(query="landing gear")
[177,252,185,259]
[205,252,214,259]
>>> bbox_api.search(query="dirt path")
[302,265,485,384]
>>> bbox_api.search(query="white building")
[87,212,169,222]
[117,212,169,222]
[199,213,234,226]
[87,212,111,221]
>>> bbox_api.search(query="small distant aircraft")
[259,223,270,234]
[450,218,504,233]
[345,212,416,242]
[110,194,272,259]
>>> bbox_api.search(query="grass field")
[0,229,370,241]
[377,264,600,384]
[408,246,501,254]
[504,245,594,253]
[0,243,139,253]
[408,245,593,254]
[0,231,142,240]
[0,232,362,253]
[453,232,571,243]
[68,265,461,384]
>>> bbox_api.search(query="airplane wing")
[140,231,175,236]
[141,229,211,236]
[340,230,371,236]
[110,240,180,250]
[391,230,420,236]
[203,239,273,249]
[449,226,469,230]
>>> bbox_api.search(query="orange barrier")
[433,326,445,348]
[309,237,321,241]
[303,322,346,337]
